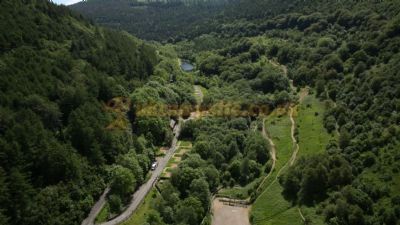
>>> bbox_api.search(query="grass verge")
[95,202,110,223]
[120,189,160,225]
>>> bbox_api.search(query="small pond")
[180,60,194,72]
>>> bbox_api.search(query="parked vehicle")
[151,161,158,170]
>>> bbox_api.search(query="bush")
[108,195,122,214]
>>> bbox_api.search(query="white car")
[151,161,158,170]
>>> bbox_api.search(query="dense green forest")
[70,0,237,41]
[0,0,186,224]
[1,0,400,225]
[72,0,400,225]
[71,0,310,42]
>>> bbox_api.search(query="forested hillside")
[3,0,400,225]
[70,0,351,42]
[72,0,400,224]
[70,0,236,41]
[0,0,162,224]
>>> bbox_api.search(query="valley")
[1,1,400,225]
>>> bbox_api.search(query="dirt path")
[255,59,301,196]
[257,61,311,224]
[213,60,306,225]
[194,85,203,104]
[271,59,300,166]
[289,107,299,166]
[189,85,204,119]
[212,118,275,225]
[256,118,276,192]
[298,208,306,223]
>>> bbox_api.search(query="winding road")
[81,121,182,225]
[81,187,111,225]
[83,83,204,225]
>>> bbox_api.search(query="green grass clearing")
[251,181,302,225]
[251,111,297,224]
[200,86,208,97]
[178,140,192,147]
[295,94,335,157]
[266,112,293,170]
[121,189,161,225]
[95,202,110,223]
[194,85,203,104]
[252,95,330,225]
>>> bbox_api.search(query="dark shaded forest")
[0,0,161,224]
[70,0,237,41]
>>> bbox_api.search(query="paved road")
[82,120,181,225]
[81,187,111,225]
[101,121,181,225]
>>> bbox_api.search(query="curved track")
[81,122,181,225]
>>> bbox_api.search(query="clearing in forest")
[295,94,336,157]
[251,94,331,225]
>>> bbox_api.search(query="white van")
[151,161,158,170]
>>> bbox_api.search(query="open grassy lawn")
[267,111,293,170]
[257,110,293,192]
[252,95,330,225]
[251,181,302,225]
[200,86,208,97]
[121,189,160,225]
[295,94,335,157]
[95,202,110,223]
[251,110,299,225]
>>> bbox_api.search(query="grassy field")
[266,110,293,170]
[121,189,160,225]
[179,140,192,147]
[294,94,335,158]
[256,109,293,192]
[251,94,330,225]
[251,110,300,225]
[251,181,302,225]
